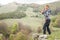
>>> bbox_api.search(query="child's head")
[45,5,50,10]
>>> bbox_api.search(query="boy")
[41,5,51,35]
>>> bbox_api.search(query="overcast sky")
[0,0,59,5]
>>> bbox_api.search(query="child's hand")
[40,10,44,14]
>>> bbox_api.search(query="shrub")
[0,34,4,40]
[9,34,15,40]
[51,17,56,23]
[52,15,60,28]
[18,22,32,35]
[0,22,8,35]
[0,11,26,20]
[0,22,10,40]
[54,18,60,27]
[14,32,27,40]
[37,27,42,33]
[8,22,19,34]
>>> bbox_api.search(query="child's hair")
[45,5,49,8]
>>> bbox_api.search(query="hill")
[0,2,19,13]
[0,1,60,13]
[0,1,60,19]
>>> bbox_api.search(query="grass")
[48,30,60,40]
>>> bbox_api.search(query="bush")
[0,11,26,20]
[9,34,15,40]
[0,22,9,35]
[51,17,56,23]
[0,34,4,40]
[18,22,32,35]
[52,15,60,28]
[0,22,10,40]
[8,22,19,34]
[37,27,42,33]
[54,18,60,27]
[14,32,27,40]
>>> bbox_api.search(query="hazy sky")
[0,0,59,5]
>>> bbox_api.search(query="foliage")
[54,15,60,27]
[0,11,26,20]
[52,14,60,28]
[8,22,19,34]
[0,22,9,36]
[48,30,60,40]
[14,32,27,40]
[9,34,15,40]
[0,34,4,40]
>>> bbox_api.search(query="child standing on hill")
[41,5,51,35]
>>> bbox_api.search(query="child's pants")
[43,19,51,35]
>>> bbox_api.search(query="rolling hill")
[0,1,60,13]
[0,2,19,13]
[0,1,60,19]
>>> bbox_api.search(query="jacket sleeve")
[48,9,51,15]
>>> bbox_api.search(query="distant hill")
[0,3,2,7]
[49,1,60,14]
[0,1,60,13]
[0,2,19,13]
[41,1,60,15]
